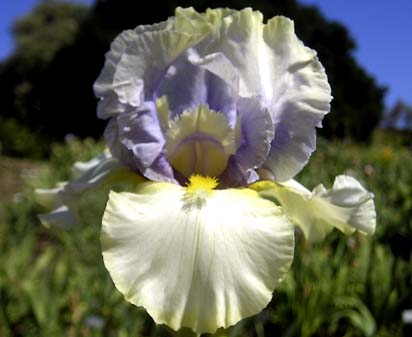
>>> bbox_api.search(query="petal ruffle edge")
[251,175,376,242]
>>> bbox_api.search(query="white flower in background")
[37,7,376,334]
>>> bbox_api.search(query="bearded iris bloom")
[36,7,376,334]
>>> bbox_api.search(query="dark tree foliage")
[0,0,386,158]
[382,100,412,130]
[0,1,98,157]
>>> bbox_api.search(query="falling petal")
[101,181,294,333]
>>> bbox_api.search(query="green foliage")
[0,116,49,158]
[45,136,105,183]
[1,136,411,336]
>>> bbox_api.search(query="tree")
[12,0,89,67]
[383,100,412,130]
[0,1,90,157]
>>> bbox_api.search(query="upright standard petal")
[188,8,332,181]
[101,182,294,334]
[112,29,204,108]
[251,175,376,242]
[94,29,137,119]
[262,17,332,181]
[156,53,237,127]
[94,20,172,119]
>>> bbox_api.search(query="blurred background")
[0,0,411,336]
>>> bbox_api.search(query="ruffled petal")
[94,21,172,119]
[189,8,332,181]
[112,29,203,108]
[251,175,376,242]
[101,182,294,333]
[262,16,332,180]
[174,7,237,36]
[95,7,234,119]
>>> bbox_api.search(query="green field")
[1,134,411,337]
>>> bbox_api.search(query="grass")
[0,134,411,337]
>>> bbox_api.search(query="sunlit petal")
[189,9,331,181]
[251,175,376,242]
[101,182,294,333]
[113,28,203,107]
[94,20,172,118]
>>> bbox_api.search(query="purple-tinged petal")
[188,49,241,100]
[94,29,137,98]
[263,95,327,182]
[138,153,178,184]
[115,102,176,183]
[217,97,273,187]
[112,30,204,108]
[219,157,259,187]
[186,9,332,180]
[104,118,138,171]
[157,50,237,127]
[234,97,274,170]
[94,21,172,119]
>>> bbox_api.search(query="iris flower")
[36,7,376,334]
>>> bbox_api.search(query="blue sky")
[0,0,410,109]
[299,0,411,109]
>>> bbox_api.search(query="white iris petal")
[101,182,294,333]
[252,175,376,242]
